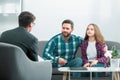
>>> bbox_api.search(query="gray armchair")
[0,42,52,80]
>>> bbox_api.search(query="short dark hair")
[62,19,74,28]
[18,11,36,27]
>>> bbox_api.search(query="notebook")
[70,67,87,70]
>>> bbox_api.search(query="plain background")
[0,0,120,42]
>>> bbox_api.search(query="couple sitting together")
[43,19,109,78]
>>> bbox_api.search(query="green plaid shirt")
[43,33,83,66]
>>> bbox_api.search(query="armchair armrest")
[19,60,52,80]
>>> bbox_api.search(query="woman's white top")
[87,41,97,62]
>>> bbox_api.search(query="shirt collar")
[61,33,72,42]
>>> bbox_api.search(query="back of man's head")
[18,11,36,28]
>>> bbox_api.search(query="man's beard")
[62,32,71,38]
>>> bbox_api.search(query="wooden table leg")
[113,72,119,80]
[63,72,67,80]
[116,72,119,80]
[114,72,117,80]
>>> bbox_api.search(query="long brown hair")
[84,23,105,44]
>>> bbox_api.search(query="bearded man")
[43,19,83,78]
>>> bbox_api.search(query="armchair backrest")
[0,42,26,80]
[0,42,52,80]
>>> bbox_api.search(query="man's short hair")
[18,11,36,27]
[62,19,74,28]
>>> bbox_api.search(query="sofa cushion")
[106,41,120,51]
[52,68,63,75]
[38,41,47,57]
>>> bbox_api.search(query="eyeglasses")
[33,22,35,26]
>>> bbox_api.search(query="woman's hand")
[83,62,90,67]
[90,60,98,67]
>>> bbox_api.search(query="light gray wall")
[23,0,120,42]
[0,0,120,43]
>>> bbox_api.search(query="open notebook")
[70,67,87,70]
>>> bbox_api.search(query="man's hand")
[58,58,67,65]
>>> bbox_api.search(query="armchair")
[0,42,52,80]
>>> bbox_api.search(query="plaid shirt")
[81,40,108,65]
[43,33,83,66]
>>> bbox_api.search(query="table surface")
[58,67,120,72]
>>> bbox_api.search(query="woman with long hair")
[81,23,108,77]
